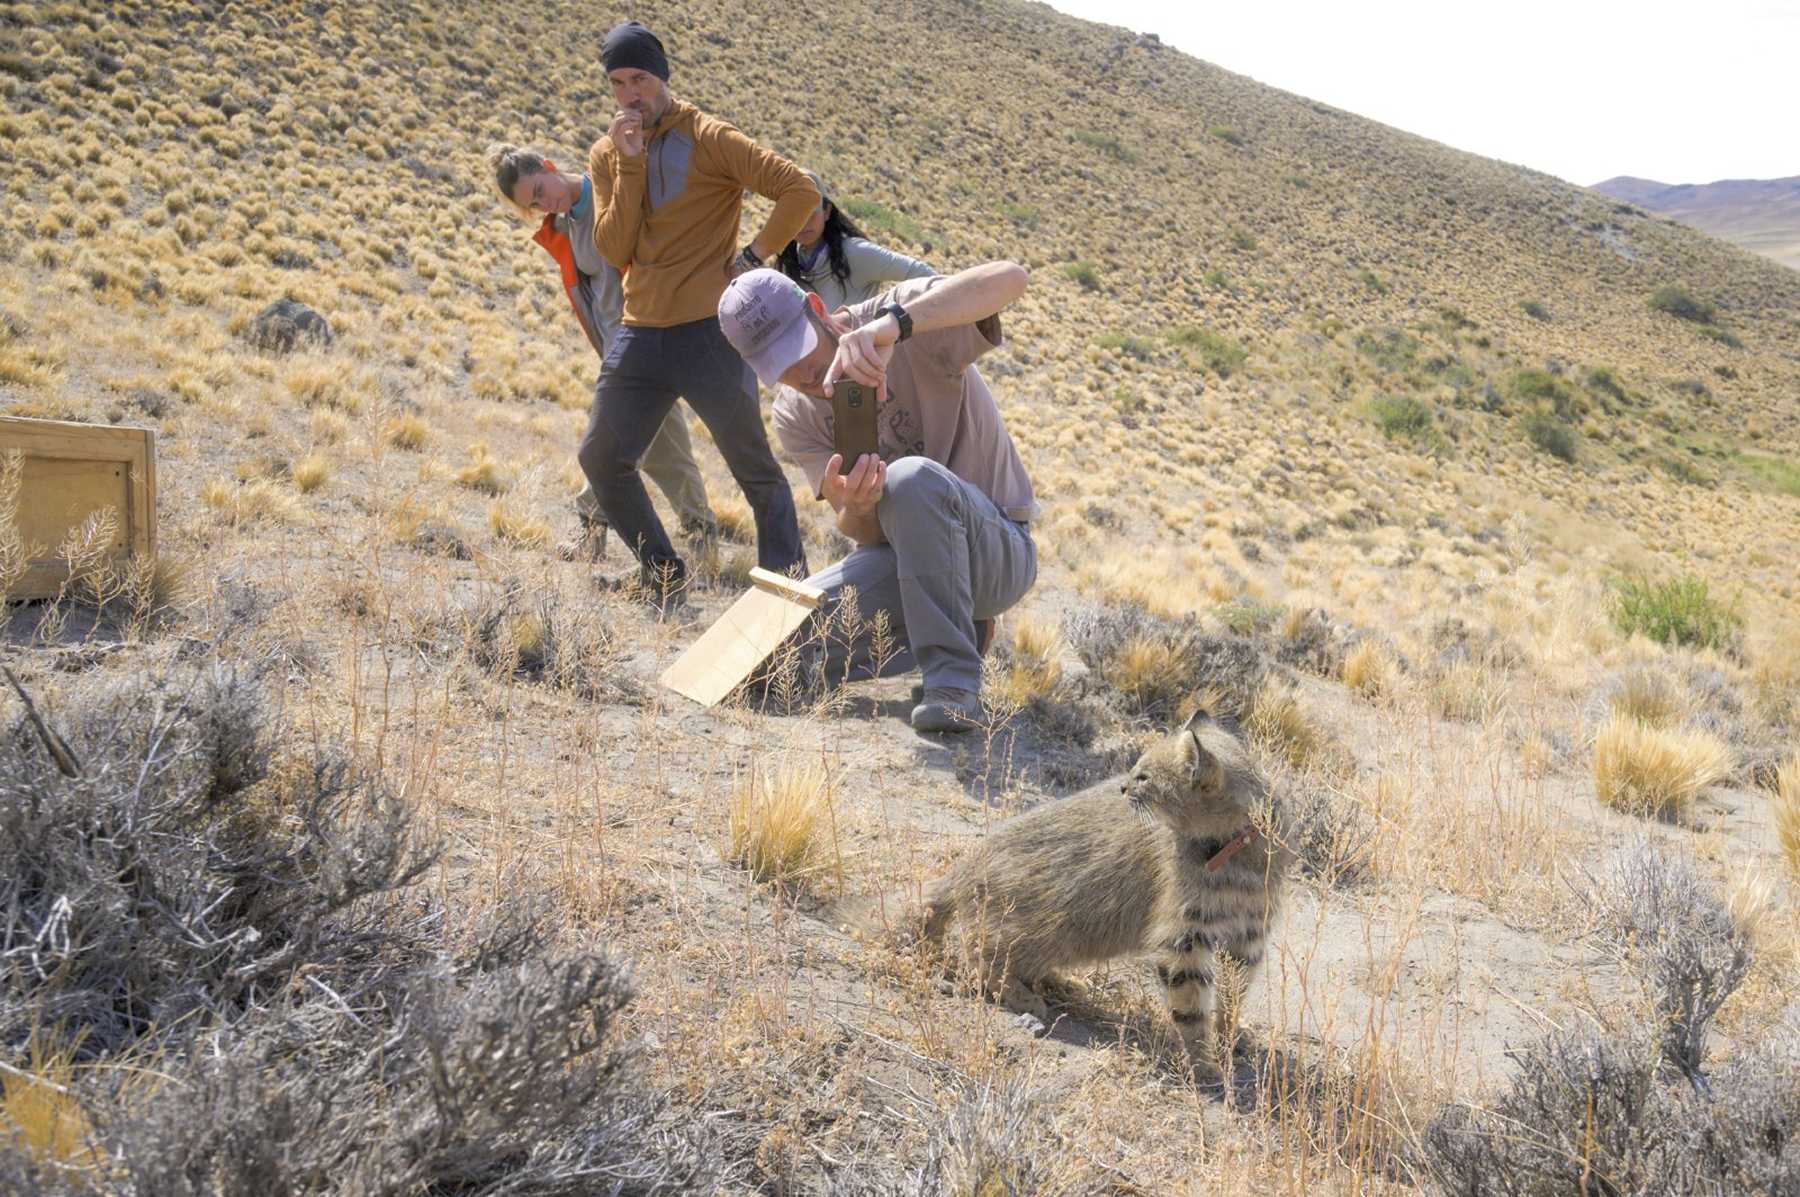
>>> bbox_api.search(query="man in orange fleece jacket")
[580,22,819,603]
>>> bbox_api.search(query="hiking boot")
[558,520,608,562]
[909,620,998,705]
[911,687,981,733]
[679,515,721,553]
[597,562,689,614]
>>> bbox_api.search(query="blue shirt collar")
[569,175,594,226]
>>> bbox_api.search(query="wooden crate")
[1,415,157,601]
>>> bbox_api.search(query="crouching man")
[717,263,1039,732]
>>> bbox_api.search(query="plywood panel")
[660,568,825,707]
[0,415,156,600]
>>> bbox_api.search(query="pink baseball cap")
[718,269,818,386]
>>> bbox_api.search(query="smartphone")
[832,380,880,467]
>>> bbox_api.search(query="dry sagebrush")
[0,668,710,1195]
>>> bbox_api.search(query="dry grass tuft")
[0,1034,100,1171]
[1247,681,1326,769]
[381,412,429,451]
[1106,634,1190,713]
[713,497,755,544]
[992,613,1064,707]
[1776,753,1800,881]
[1341,639,1394,698]
[456,445,512,495]
[728,759,837,887]
[307,408,349,445]
[282,357,361,413]
[1604,665,1686,728]
[1429,661,1502,722]
[291,453,329,493]
[1592,715,1730,819]
[200,477,303,526]
[488,499,551,550]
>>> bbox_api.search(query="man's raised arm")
[827,261,1029,392]
[586,134,645,271]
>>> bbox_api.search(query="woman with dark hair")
[485,143,717,560]
[777,171,934,314]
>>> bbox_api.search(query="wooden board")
[659,567,825,707]
[0,415,157,600]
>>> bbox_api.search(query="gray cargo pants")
[806,457,1036,693]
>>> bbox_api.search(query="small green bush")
[1649,285,1716,324]
[840,197,924,244]
[1062,260,1102,291]
[1370,395,1434,442]
[1586,366,1626,402]
[1000,201,1039,228]
[1166,325,1247,378]
[1072,129,1137,162]
[1358,269,1388,294]
[1209,126,1245,146]
[1656,454,1712,486]
[1512,369,1584,422]
[1524,411,1578,462]
[1230,228,1257,251]
[1521,299,1550,321]
[1739,452,1800,497]
[1354,328,1421,373]
[1096,332,1153,361]
[1202,268,1230,290]
[1697,324,1742,348]
[1610,574,1741,651]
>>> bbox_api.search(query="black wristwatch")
[877,301,913,341]
[736,245,762,271]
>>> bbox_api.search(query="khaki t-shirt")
[770,276,1039,523]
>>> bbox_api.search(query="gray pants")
[573,407,713,532]
[807,457,1036,693]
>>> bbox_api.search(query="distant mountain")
[1591,175,1800,271]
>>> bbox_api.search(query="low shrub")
[1166,325,1247,377]
[0,668,710,1193]
[1523,411,1578,462]
[1072,128,1137,162]
[1649,285,1715,323]
[1369,395,1434,443]
[1520,298,1550,321]
[1062,260,1101,292]
[1610,573,1740,651]
[1064,598,1267,725]
[1095,332,1153,360]
[1424,844,1785,1196]
[839,197,926,244]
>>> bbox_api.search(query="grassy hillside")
[3,1,1798,1191]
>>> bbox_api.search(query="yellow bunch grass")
[1592,715,1729,819]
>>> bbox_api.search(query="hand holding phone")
[832,379,879,466]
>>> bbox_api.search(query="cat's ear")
[1183,724,1216,783]
[1182,705,1210,733]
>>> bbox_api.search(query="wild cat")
[870,709,1287,1079]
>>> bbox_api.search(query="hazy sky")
[1044,0,1798,185]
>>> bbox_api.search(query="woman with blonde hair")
[486,143,716,559]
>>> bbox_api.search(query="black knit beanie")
[602,22,670,81]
